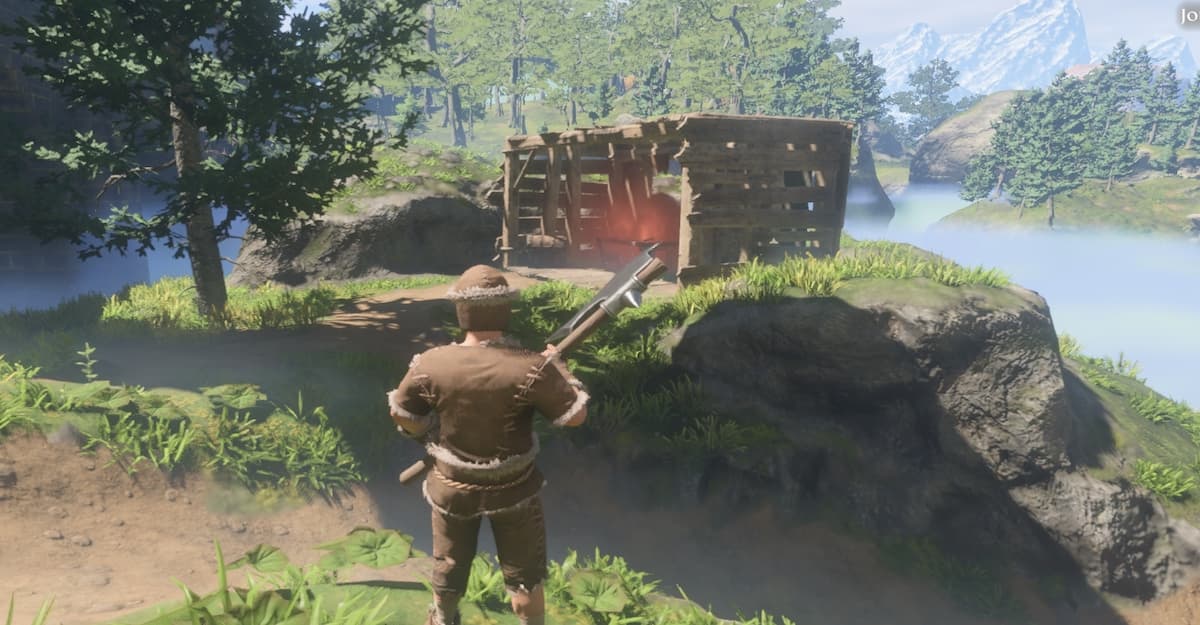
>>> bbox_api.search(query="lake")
[849,184,1200,408]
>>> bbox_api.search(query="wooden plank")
[565,145,583,251]
[771,229,833,244]
[675,144,844,167]
[694,186,832,206]
[677,167,702,269]
[504,120,683,151]
[542,147,562,237]
[514,191,610,212]
[522,157,611,175]
[677,117,853,145]
[688,208,843,229]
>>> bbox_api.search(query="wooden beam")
[694,186,833,206]
[565,145,583,253]
[688,208,843,229]
[542,147,562,237]
[504,119,683,151]
[521,157,611,176]
[502,151,521,267]
[677,117,853,146]
[677,167,704,270]
[674,144,844,168]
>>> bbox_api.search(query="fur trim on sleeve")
[387,389,434,426]
[552,389,589,426]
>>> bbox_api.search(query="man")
[388,264,589,625]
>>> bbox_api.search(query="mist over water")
[850,184,1200,407]
[0,208,247,312]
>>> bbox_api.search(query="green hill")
[938,176,1200,235]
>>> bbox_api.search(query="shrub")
[1133,459,1196,500]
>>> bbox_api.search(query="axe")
[398,244,669,485]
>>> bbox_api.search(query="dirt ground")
[2,269,1199,625]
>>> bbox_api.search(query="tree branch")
[96,159,176,199]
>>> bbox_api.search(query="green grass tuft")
[1134,459,1197,500]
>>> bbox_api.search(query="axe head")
[547,243,662,344]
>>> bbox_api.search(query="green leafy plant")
[1134,459,1196,500]
[463,554,508,608]
[4,594,53,625]
[1131,394,1196,425]
[74,342,99,382]
[878,537,1025,620]
[84,409,198,475]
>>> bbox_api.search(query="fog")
[850,183,1200,407]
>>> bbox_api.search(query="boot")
[425,603,461,625]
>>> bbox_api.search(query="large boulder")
[664,275,1200,601]
[845,135,896,226]
[229,193,500,287]
[909,91,1022,184]
[1188,214,1200,239]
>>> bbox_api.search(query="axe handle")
[398,257,668,486]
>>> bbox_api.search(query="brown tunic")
[389,336,586,518]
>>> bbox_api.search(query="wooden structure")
[489,113,854,284]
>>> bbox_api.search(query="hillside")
[908,90,1023,184]
[4,240,1200,624]
[937,176,1200,235]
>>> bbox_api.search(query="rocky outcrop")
[664,276,1200,601]
[909,91,1022,184]
[1188,214,1200,239]
[863,120,906,159]
[845,135,896,226]
[229,193,500,287]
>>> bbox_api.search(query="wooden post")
[502,151,522,267]
[542,146,562,237]
[565,145,583,258]
[677,165,706,271]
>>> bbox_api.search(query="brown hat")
[446,265,518,331]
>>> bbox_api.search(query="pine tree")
[892,58,961,140]
[1182,72,1200,149]
[1008,76,1087,227]
[1131,46,1157,141]
[1146,62,1181,145]
[960,151,1002,202]
[6,0,427,317]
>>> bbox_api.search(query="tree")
[544,0,614,126]
[1182,72,1200,149]
[1146,62,1181,145]
[892,58,962,140]
[7,0,427,316]
[1007,76,1087,227]
[960,93,1030,203]
[960,151,1002,202]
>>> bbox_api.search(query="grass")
[940,176,1200,235]
[0,350,363,498]
[330,139,500,214]
[873,157,910,190]
[1058,333,1200,509]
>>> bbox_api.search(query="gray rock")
[1010,472,1200,599]
[47,423,86,448]
[71,535,93,547]
[273,525,289,536]
[47,505,67,519]
[43,529,63,540]
[910,91,1022,184]
[1187,214,1200,238]
[229,194,501,287]
[164,489,179,502]
[666,278,1200,601]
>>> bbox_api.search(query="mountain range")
[873,0,1197,96]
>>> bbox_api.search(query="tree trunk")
[1187,118,1198,150]
[1047,195,1055,229]
[1018,198,1026,219]
[1149,121,1158,145]
[169,97,227,318]
[441,92,451,127]
[570,98,577,127]
[509,58,522,128]
[449,86,467,147]
[991,170,1005,200]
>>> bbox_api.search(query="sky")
[830,0,1198,57]
[295,0,1197,59]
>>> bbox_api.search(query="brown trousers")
[430,495,548,598]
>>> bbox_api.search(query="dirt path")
[3,270,1199,625]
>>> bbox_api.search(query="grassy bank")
[330,140,500,214]
[874,157,911,191]
[939,176,1200,235]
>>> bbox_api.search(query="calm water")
[849,184,1200,407]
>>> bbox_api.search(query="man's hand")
[541,343,560,359]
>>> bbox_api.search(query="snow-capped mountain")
[1145,36,1198,80]
[875,0,1091,95]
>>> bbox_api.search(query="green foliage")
[315,528,416,571]
[674,245,1008,316]
[4,594,53,625]
[892,58,973,140]
[1131,394,1198,426]
[548,548,663,624]
[1134,459,1196,500]
[658,414,782,464]
[332,141,499,210]
[84,408,200,475]
[5,0,430,316]
[462,554,509,608]
[879,538,1026,620]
